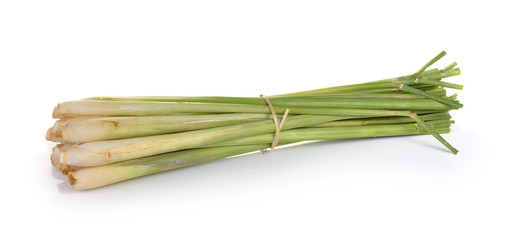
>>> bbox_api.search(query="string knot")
[260,94,289,150]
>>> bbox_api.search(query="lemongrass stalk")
[259,98,455,110]
[415,51,447,75]
[310,112,451,127]
[87,93,454,107]
[50,113,274,143]
[204,122,451,147]
[438,68,461,78]
[53,99,453,118]
[443,62,458,72]
[364,84,445,92]
[276,93,426,99]
[89,89,448,102]
[58,115,347,167]
[87,92,430,101]
[293,89,448,98]
[68,144,274,189]
[417,79,464,90]
[55,100,423,120]
[398,84,463,108]
[409,112,458,154]
[54,110,451,143]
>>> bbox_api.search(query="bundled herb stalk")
[47,51,463,189]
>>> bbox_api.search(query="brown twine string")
[260,94,290,150]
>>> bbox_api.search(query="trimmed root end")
[52,104,60,119]
[68,173,77,186]
[46,128,54,141]
[47,120,65,142]
[51,145,71,175]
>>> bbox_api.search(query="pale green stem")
[398,84,463,108]
[53,100,453,118]
[409,112,458,154]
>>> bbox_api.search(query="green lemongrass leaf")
[417,79,463,90]
[205,123,451,147]
[443,62,458,72]
[310,112,451,127]
[440,68,461,78]
[398,84,463,108]
[415,51,447,75]
[409,112,458,154]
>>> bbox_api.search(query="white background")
[1,1,515,239]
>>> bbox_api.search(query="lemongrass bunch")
[47,51,463,189]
